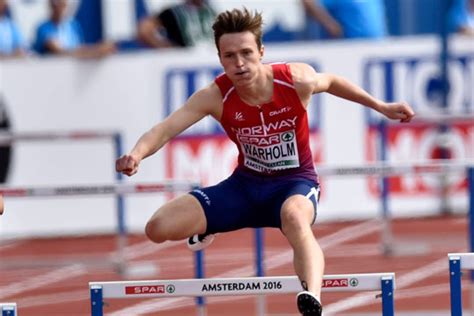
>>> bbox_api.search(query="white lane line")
[395,283,451,299]
[0,239,183,298]
[325,243,380,258]
[122,240,183,261]
[0,264,86,300]
[0,241,22,252]
[322,254,454,314]
[108,220,383,316]
[18,290,87,308]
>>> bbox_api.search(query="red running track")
[0,215,468,315]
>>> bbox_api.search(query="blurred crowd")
[0,0,473,60]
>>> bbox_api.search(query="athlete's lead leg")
[280,194,324,316]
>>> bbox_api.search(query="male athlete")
[116,8,414,316]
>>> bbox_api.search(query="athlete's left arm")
[290,63,415,123]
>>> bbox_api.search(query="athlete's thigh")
[263,180,320,228]
[148,193,207,240]
[189,174,254,234]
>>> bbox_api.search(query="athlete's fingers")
[115,156,126,172]
[124,168,138,177]
[398,106,415,123]
[116,155,139,176]
[385,102,414,123]
[116,155,135,172]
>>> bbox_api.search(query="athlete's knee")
[281,198,313,235]
[145,216,168,243]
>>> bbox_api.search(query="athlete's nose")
[235,55,244,68]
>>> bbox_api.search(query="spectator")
[0,0,26,58]
[301,0,386,39]
[449,0,474,36]
[137,0,216,48]
[33,0,115,58]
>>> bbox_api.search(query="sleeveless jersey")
[215,63,318,182]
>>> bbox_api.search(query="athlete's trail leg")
[145,194,207,243]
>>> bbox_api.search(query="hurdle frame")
[314,160,474,256]
[89,273,395,316]
[0,181,200,273]
[0,303,16,316]
[0,130,203,274]
[449,253,474,315]
[376,114,474,251]
[0,130,126,255]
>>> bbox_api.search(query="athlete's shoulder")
[287,63,318,82]
[183,82,224,119]
[190,82,223,105]
[287,63,318,96]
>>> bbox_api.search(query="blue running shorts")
[189,169,320,234]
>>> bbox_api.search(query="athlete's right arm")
[116,84,222,176]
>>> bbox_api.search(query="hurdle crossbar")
[0,181,200,197]
[449,253,474,316]
[316,159,473,177]
[0,130,120,144]
[89,273,395,316]
[0,303,17,316]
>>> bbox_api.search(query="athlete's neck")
[236,64,273,106]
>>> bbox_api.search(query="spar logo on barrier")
[363,54,473,196]
[125,284,176,295]
[321,278,359,288]
[164,62,324,184]
[323,278,348,288]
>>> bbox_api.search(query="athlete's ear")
[260,45,265,59]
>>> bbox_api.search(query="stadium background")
[0,0,473,315]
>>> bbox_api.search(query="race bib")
[237,130,300,172]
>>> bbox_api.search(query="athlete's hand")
[116,154,140,176]
[0,195,4,215]
[380,101,415,123]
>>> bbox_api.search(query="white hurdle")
[0,130,120,143]
[0,303,17,316]
[0,181,200,197]
[0,181,199,273]
[89,273,395,316]
[314,160,473,256]
[449,253,474,316]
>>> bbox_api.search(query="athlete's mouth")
[236,70,248,76]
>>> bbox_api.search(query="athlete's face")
[218,31,264,85]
